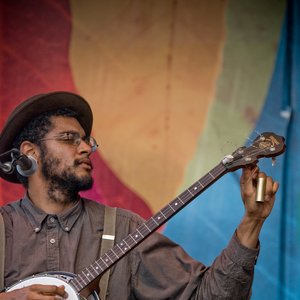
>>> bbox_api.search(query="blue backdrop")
[165,1,300,299]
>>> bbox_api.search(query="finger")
[265,177,277,196]
[241,166,258,184]
[58,285,68,299]
[30,284,67,296]
[241,167,259,195]
[273,181,279,194]
[262,177,279,203]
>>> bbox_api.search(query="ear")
[19,141,39,160]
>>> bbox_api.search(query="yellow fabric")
[70,0,226,211]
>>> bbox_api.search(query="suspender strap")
[99,206,116,300]
[0,213,5,291]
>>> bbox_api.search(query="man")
[0,91,278,299]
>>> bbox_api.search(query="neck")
[27,178,79,214]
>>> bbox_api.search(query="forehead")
[49,116,85,134]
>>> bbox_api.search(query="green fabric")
[181,0,285,188]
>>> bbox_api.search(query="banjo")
[6,132,286,300]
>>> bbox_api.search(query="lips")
[76,158,93,170]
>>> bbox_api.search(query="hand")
[240,165,279,220]
[237,165,279,248]
[1,284,68,300]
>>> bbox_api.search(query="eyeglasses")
[40,132,99,152]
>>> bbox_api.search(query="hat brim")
[0,91,93,183]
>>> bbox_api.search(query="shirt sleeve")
[130,230,259,300]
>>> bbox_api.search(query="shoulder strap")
[99,206,116,300]
[0,213,5,291]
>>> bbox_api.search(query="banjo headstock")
[222,132,286,170]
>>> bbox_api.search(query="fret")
[137,225,148,237]
[76,279,85,290]
[197,180,204,188]
[133,229,142,242]
[86,266,97,277]
[84,271,92,280]
[154,213,163,223]
[70,279,81,291]
[90,264,100,275]
[128,233,139,245]
[120,240,130,251]
[169,201,179,212]
[208,171,215,179]
[168,203,176,212]
[187,188,194,196]
[101,259,109,269]
[151,216,159,225]
[104,252,114,263]
[77,274,88,286]
[115,247,123,257]
[161,207,172,218]
[159,210,167,219]
[135,228,144,238]
[117,243,125,254]
[178,190,191,202]
[124,235,136,248]
[190,182,200,193]
[144,222,151,232]
[110,248,119,260]
[96,259,106,269]
[72,277,82,289]
[176,196,185,204]
[169,200,183,213]
[146,218,158,230]
[103,253,111,267]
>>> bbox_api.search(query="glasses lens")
[86,136,98,152]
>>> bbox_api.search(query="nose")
[78,139,92,155]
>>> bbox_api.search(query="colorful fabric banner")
[2,1,300,299]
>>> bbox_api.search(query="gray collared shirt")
[1,195,259,299]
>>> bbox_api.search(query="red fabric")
[0,0,152,218]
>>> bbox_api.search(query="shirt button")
[65,227,69,231]
[50,217,55,223]
[50,238,56,244]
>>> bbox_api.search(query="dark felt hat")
[0,91,93,183]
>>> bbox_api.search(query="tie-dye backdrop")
[1,1,299,299]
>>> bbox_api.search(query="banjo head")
[7,272,99,300]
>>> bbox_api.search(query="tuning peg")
[238,148,244,155]
[259,135,266,141]
[272,157,276,167]
[222,155,234,164]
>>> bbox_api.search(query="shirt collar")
[21,193,83,233]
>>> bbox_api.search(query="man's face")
[38,116,94,199]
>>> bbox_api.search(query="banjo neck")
[70,132,285,293]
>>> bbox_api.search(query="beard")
[40,146,93,202]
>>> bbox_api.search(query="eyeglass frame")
[39,132,99,152]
